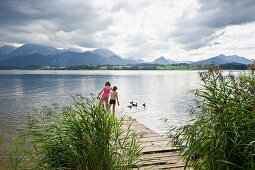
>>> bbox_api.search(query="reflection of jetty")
[123,116,191,169]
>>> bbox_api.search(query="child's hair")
[105,82,111,86]
[113,86,117,91]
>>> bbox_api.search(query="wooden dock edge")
[122,116,192,170]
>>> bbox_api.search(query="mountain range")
[151,56,191,65]
[193,54,253,65]
[0,44,253,67]
[0,44,137,66]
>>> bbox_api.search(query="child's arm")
[116,92,119,106]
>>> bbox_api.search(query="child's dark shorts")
[110,99,116,104]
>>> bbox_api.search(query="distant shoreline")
[0,63,250,71]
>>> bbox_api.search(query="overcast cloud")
[173,0,255,50]
[0,0,255,61]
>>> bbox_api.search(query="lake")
[0,70,201,153]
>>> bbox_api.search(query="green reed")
[171,65,255,169]
[0,130,28,170]
[14,95,141,169]
[0,132,4,169]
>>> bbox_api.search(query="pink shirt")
[103,88,111,99]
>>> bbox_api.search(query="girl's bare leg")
[112,104,116,117]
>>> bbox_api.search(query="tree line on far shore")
[0,63,250,70]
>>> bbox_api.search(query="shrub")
[171,66,255,169]
[16,95,141,169]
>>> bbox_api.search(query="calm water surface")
[0,70,201,153]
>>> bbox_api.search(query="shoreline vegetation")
[0,63,250,70]
[170,64,255,169]
[0,95,142,169]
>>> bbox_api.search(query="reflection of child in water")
[109,86,119,117]
[97,82,112,111]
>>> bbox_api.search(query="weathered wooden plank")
[123,127,156,134]
[139,133,162,138]
[140,140,172,149]
[134,158,186,169]
[138,152,181,160]
[142,146,178,154]
[121,116,188,169]
[139,136,168,143]
[138,158,183,166]
[122,121,141,126]
[133,164,192,170]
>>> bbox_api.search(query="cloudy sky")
[0,0,255,61]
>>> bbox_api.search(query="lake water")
[0,70,201,154]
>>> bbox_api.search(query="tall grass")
[0,129,27,169]
[14,95,141,169]
[171,65,255,169]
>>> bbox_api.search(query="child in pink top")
[97,81,112,111]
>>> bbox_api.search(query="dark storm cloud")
[173,0,255,49]
[0,0,113,48]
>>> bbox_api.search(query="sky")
[0,0,255,62]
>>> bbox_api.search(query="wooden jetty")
[122,116,192,169]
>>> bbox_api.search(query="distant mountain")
[167,59,178,64]
[0,51,138,67]
[127,57,145,64]
[9,44,61,57]
[152,56,170,65]
[52,51,106,66]
[0,53,52,67]
[91,48,137,64]
[0,51,104,67]
[136,59,145,63]
[91,48,117,58]
[60,48,83,53]
[105,55,137,65]
[0,45,17,61]
[152,57,194,65]
[194,54,253,65]
[0,45,16,54]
